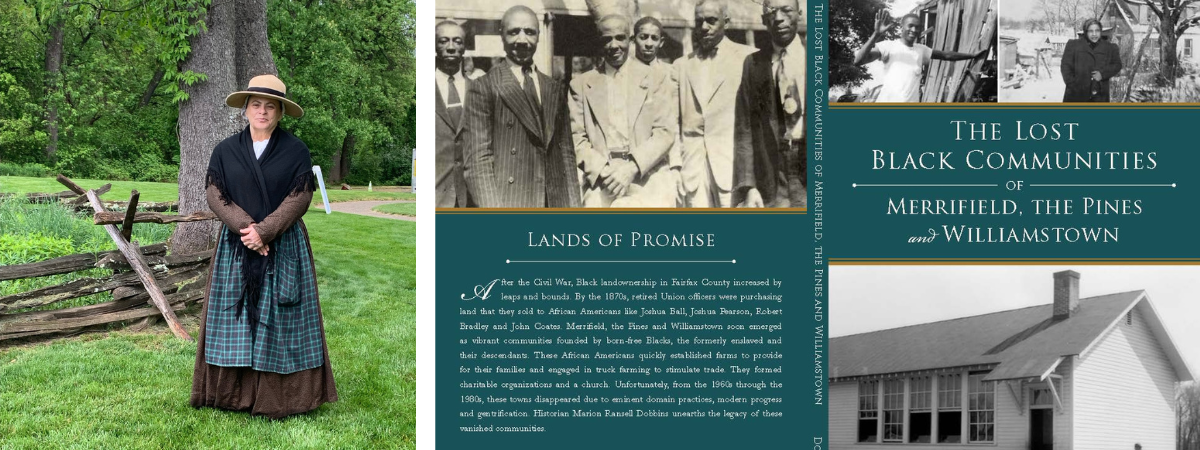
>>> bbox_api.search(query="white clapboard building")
[829,270,1193,450]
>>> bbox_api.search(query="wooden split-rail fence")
[0,176,217,343]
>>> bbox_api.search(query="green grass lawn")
[0,176,180,203]
[0,210,417,449]
[371,202,416,217]
[318,189,416,206]
[0,175,414,205]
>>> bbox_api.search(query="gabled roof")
[831,291,1194,383]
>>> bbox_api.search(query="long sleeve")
[207,184,254,232]
[1060,41,1076,82]
[463,77,499,207]
[629,68,677,180]
[253,190,313,244]
[569,76,607,186]
[732,56,758,195]
[555,88,583,208]
[1102,43,1122,79]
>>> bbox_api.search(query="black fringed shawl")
[206,126,314,327]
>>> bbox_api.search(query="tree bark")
[172,0,278,254]
[139,68,165,107]
[334,132,355,182]
[1160,18,1181,81]
[173,0,238,254]
[44,15,64,161]
[234,0,278,84]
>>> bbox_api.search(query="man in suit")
[435,21,472,207]
[733,0,806,208]
[569,14,677,208]
[463,5,581,208]
[632,15,684,207]
[676,0,758,207]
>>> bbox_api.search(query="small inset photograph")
[830,0,998,102]
[829,266,1198,449]
[999,0,1200,102]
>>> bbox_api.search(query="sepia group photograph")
[434,0,808,209]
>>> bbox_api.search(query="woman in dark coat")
[1061,19,1122,102]
[191,74,338,418]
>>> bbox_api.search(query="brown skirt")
[190,223,338,419]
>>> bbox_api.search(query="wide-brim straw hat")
[225,74,304,118]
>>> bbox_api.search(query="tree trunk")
[139,69,165,107]
[44,16,64,161]
[234,0,278,84]
[172,0,240,255]
[1160,19,1180,81]
[336,132,355,182]
[172,0,278,255]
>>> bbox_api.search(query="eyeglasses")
[600,34,629,44]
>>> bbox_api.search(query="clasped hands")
[596,159,639,197]
[240,224,269,256]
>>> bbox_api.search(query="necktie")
[522,65,544,132]
[447,75,462,128]
[775,54,789,128]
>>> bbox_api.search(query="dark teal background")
[825,108,1197,259]
[436,213,816,449]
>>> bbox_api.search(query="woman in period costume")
[191,74,337,418]
[1061,19,1122,102]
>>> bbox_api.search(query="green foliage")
[270,0,416,186]
[0,232,76,266]
[831,0,891,88]
[0,0,413,185]
[0,195,173,304]
[0,162,53,177]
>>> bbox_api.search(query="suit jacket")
[733,50,805,207]
[435,79,471,207]
[676,38,758,194]
[569,61,676,188]
[1061,38,1122,102]
[463,60,581,208]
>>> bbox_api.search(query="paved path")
[321,200,416,221]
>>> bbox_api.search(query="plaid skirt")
[203,222,324,374]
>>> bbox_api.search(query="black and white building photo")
[829,267,1198,450]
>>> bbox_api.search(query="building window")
[968,373,996,443]
[859,380,879,443]
[938,373,962,443]
[910,376,932,443]
[1187,39,1194,58]
[883,379,905,442]
[1127,310,1133,326]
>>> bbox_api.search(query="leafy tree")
[1127,0,1200,80]
[831,0,889,88]
[267,0,416,185]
